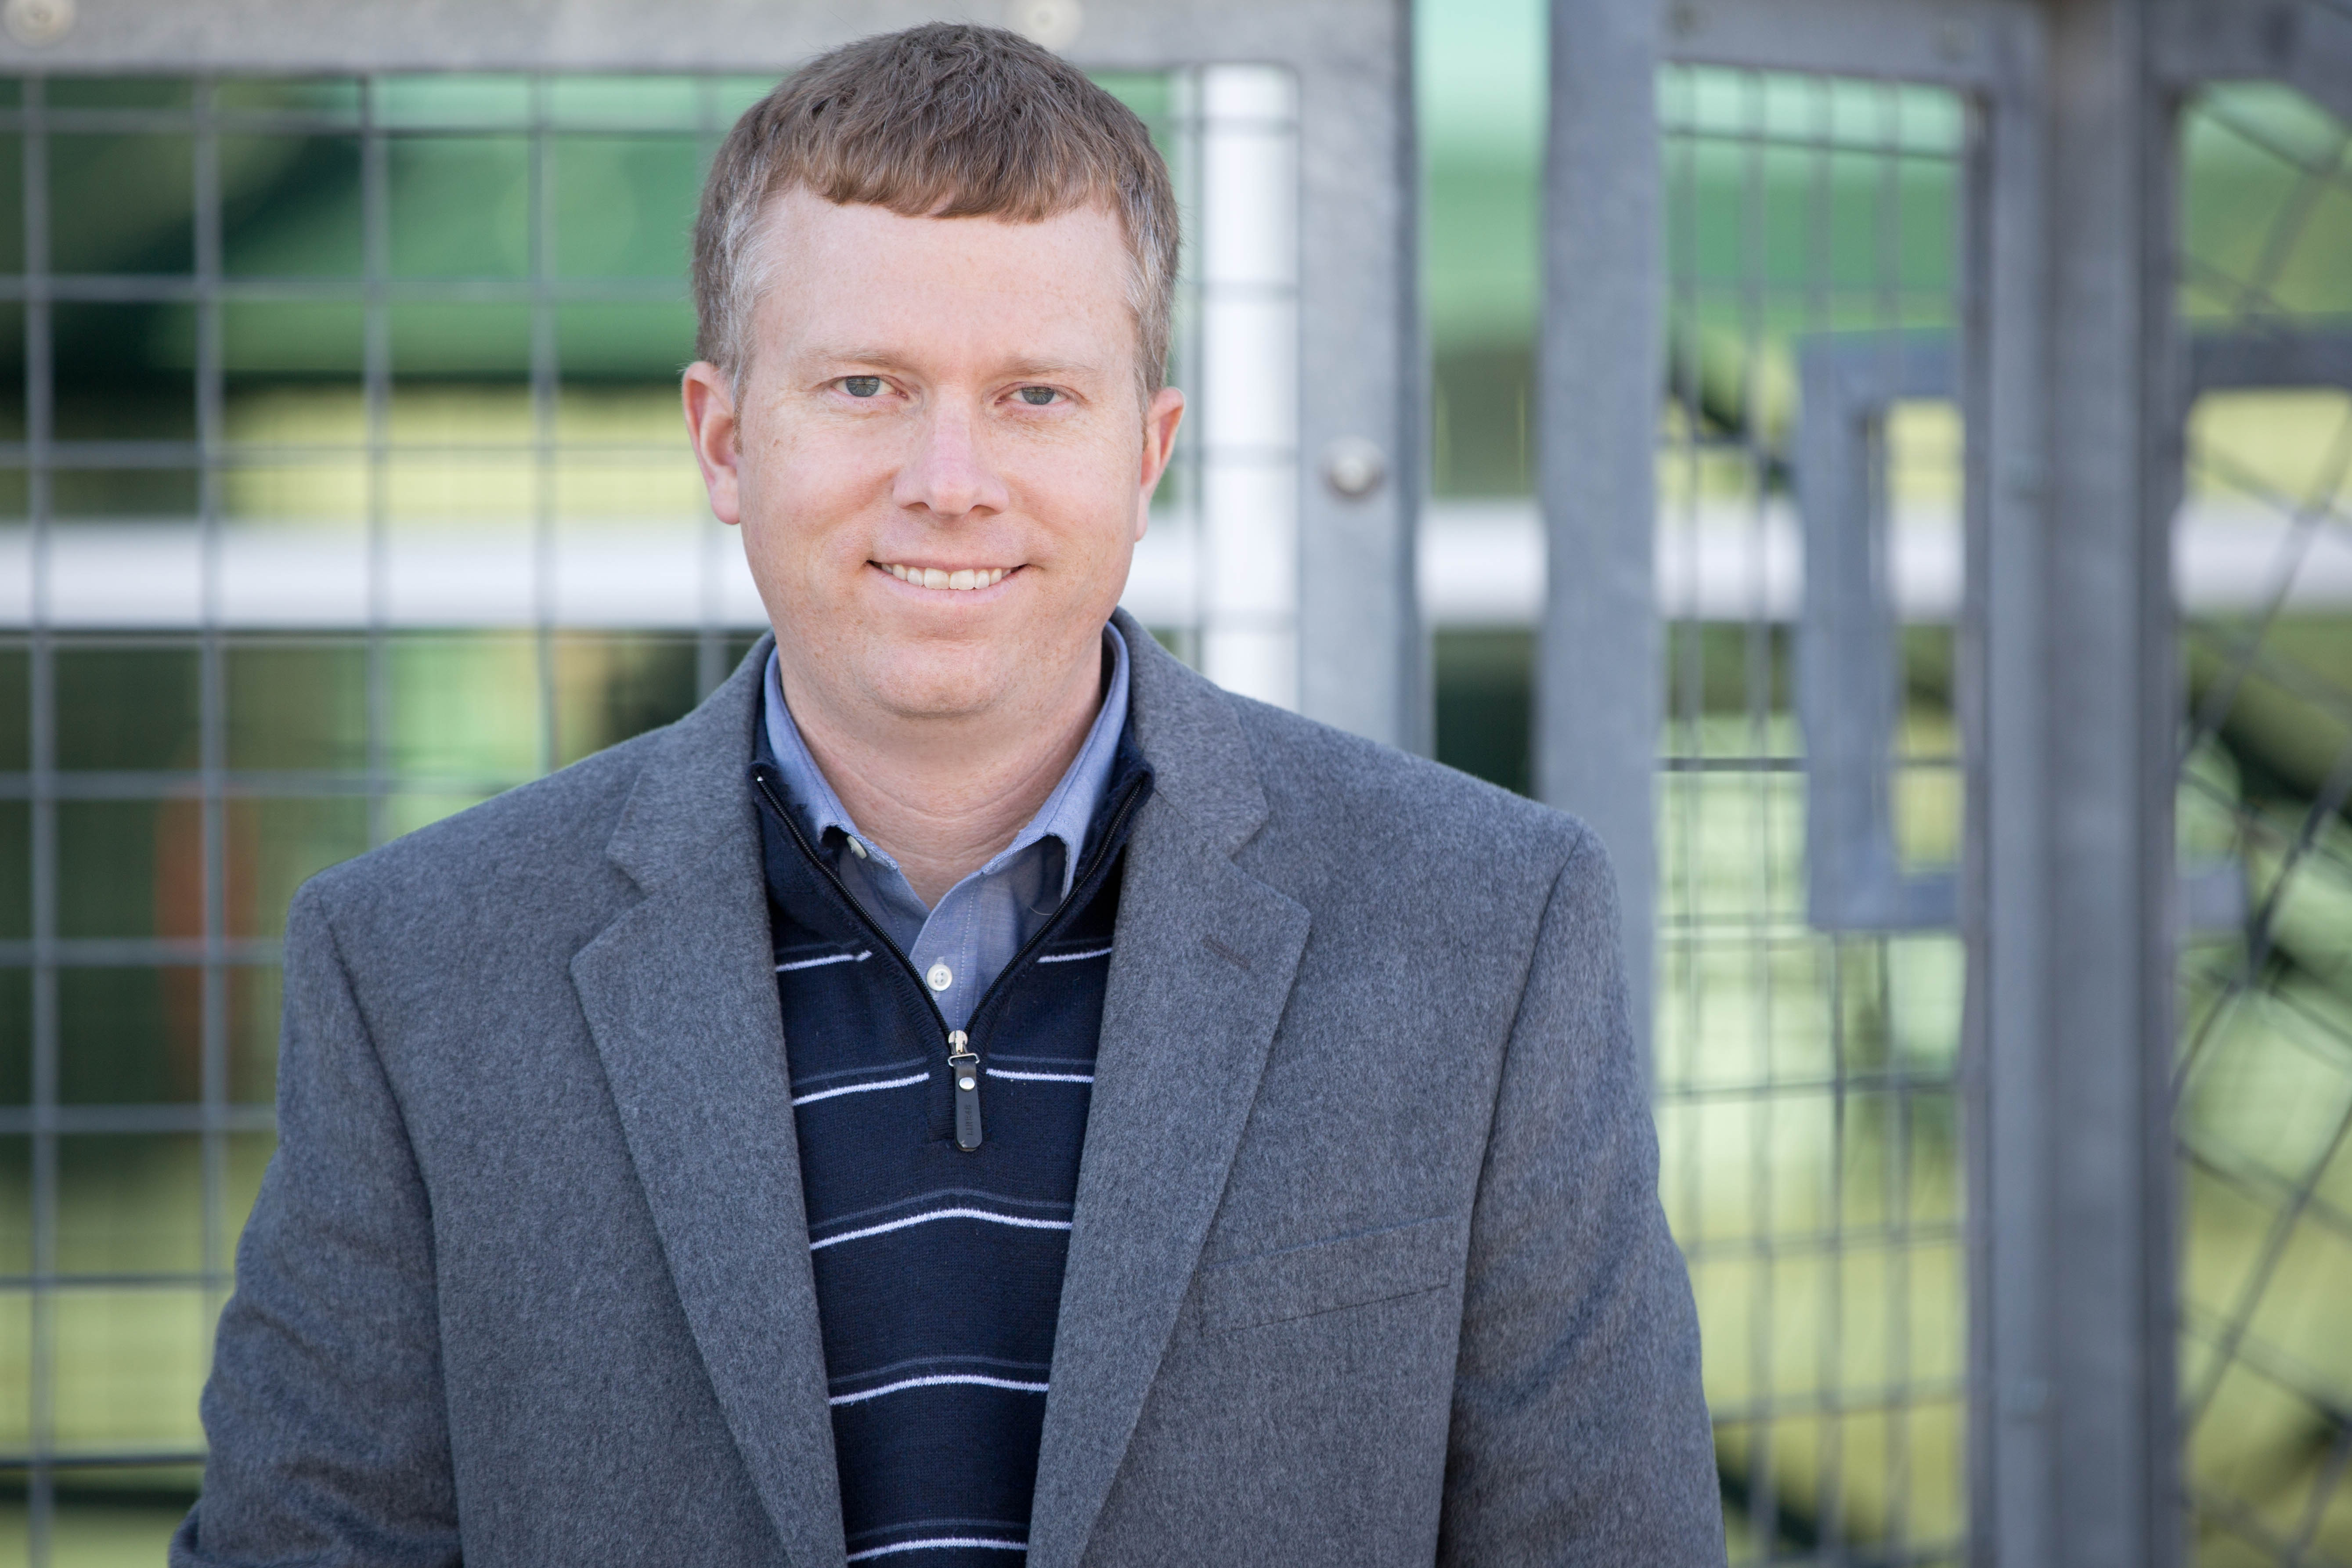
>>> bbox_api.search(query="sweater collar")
[756,623,1131,908]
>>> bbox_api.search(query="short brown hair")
[692,24,1180,402]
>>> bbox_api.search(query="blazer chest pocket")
[1198,1212,1468,1333]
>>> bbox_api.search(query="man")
[175,24,1721,1567]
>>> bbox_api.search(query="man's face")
[684,190,1183,727]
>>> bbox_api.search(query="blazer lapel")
[570,638,848,1568]
[1026,615,1311,1568]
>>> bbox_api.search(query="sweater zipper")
[958,775,1149,1044]
[938,774,1147,1154]
[753,764,1148,1156]
[947,1030,982,1150]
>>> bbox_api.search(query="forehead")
[753,190,1136,372]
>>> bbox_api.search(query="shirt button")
[927,962,953,992]
[847,837,869,860]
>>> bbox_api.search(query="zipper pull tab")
[948,1030,983,1152]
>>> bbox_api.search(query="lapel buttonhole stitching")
[1200,934,1252,972]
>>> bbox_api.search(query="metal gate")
[1539,0,2352,1561]
[0,3,1416,1560]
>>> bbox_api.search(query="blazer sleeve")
[171,879,462,1568]
[1438,825,1725,1566]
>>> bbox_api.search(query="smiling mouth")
[879,562,1014,592]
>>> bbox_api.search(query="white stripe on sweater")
[1034,945,1113,964]
[847,1540,1027,1562]
[828,1371,1050,1407]
[985,1067,1094,1085]
[790,1071,928,1108]
[809,1206,1073,1252]
[776,949,873,973]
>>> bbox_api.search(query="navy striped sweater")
[748,723,1152,1566]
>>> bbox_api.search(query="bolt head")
[5,0,73,46]
[1008,0,1082,50]
[1322,436,1386,500]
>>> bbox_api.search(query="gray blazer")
[175,612,1723,1568]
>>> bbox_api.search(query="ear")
[682,360,744,526]
[1133,385,1186,540]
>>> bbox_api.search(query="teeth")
[881,564,1012,590]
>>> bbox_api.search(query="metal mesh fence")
[1652,64,1969,1565]
[0,72,771,1562]
[2170,80,2352,1567]
[22,35,2352,1568]
[0,66,1266,1564]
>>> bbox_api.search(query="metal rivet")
[958,1076,976,1091]
[1007,0,1082,50]
[4,0,74,47]
[927,962,953,991]
[1322,436,1386,500]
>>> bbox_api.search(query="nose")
[892,401,1010,520]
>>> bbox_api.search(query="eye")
[1014,385,1060,407]
[841,375,883,398]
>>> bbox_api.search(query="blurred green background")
[1,6,2349,1564]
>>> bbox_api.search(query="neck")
[779,637,1106,908]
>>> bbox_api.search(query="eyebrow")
[998,357,1100,381]
[801,348,1104,382]
[804,347,917,376]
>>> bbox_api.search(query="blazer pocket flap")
[1199,1212,1467,1332]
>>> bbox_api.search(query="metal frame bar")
[21,72,58,1563]
[2035,7,2181,1561]
[1795,332,1961,931]
[1542,0,1662,1052]
[1965,0,2188,1560]
[2188,329,2352,401]
[1797,322,2245,938]
[2151,0,2352,126]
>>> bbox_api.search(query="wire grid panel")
[2170,81,2352,1567]
[1130,65,1303,707]
[0,65,1282,1565]
[0,71,768,1563]
[1653,64,1969,1564]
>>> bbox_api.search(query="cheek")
[748,422,893,556]
[1015,426,1147,542]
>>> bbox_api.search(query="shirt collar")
[760,622,1132,902]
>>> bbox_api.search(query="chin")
[859,645,1017,721]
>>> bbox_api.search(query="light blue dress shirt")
[760,624,1130,1033]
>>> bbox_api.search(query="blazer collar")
[574,619,1306,1568]
[572,634,851,1568]
[603,613,1271,887]
[1028,609,1309,1567]
[1107,606,1270,856]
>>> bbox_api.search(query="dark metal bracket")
[1796,333,1961,930]
[1793,330,2320,934]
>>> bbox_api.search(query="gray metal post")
[1539,0,1661,1053]
[1969,11,2055,1563]
[1291,6,1423,753]
[1972,0,2181,1562]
